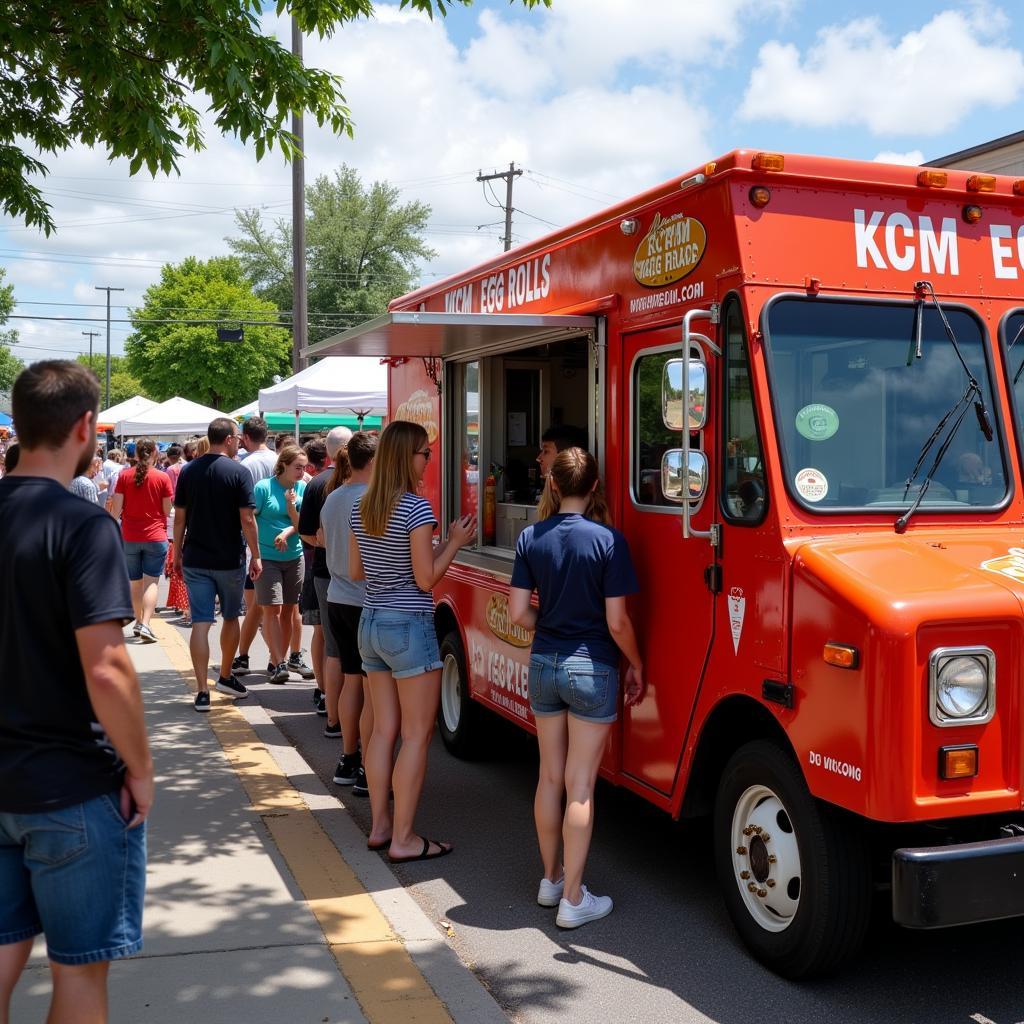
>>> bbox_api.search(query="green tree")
[2,0,549,234]
[0,269,24,393]
[227,165,436,343]
[125,256,291,410]
[76,355,149,408]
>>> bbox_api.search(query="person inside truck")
[536,424,589,478]
[509,448,645,929]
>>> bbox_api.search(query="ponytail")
[134,438,156,487]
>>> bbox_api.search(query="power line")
[477,163,523,252]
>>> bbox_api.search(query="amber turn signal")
[939,745,978,780]
[752,152,785,172]
[823,643,859,669]
[917,170,948,188]
[1014,180,1024,196]
[967,174,997,192]
[749,186,771,208]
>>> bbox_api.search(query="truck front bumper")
[893,834,1024,928]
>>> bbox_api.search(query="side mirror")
[662,358,707,431]
[661,449,708,504]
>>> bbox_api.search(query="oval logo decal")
[633,213,707,287]
[485,593,533,648]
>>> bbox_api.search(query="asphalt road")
[195,617,1024,1024]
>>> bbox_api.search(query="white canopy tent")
[116,396,226,436]
[258,357,387,420]
[229,400,258,419]
[97,395,156,430]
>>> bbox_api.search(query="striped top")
[350,492,437,612]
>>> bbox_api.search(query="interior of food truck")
[447,333,595,558]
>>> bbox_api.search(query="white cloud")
[740,9,1024,135]
[874,149,925,166]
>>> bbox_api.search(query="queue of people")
[1,357,649,1024]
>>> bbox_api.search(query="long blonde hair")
[360,421,427,536]
[536,448,612,526]
[194,436,211,458]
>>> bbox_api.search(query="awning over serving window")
[303,311,598,361]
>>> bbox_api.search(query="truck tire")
[713,740,871,979]
[437,631,483,758]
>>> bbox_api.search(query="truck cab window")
[765,299,1007,511]
[724,304,767,523]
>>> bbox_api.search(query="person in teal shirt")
[253,446,307,682]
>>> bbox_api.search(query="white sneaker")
[537,876,565,907]
[555,885,613,929]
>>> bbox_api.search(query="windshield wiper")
[895,281,994,534]
[1009,318,1024,386]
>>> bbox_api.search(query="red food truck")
[307,150,1024,977]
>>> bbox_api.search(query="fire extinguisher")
[483,468,497,544]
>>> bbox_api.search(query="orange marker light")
[823,643,859,669]
[1014,180,1024,196]
[917,170,948,188]
[749,186,771,208]
[939,745,978,780]
[752,152,785,172]
[967,174,997,192]
[963,204,983,224]
[704,161,718,176]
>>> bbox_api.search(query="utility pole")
[291,16,307,372]
[94,286,124,411]
[82,330,99,370]
[477,162,522,252]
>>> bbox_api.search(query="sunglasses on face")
[415,448,432,461]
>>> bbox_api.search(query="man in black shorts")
[0,361,153,1020]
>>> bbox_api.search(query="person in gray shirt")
[319,431,377,793]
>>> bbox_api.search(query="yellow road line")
[150,617,452,1024]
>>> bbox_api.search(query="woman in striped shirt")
[349,421,476,863]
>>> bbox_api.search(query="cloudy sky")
[5,0,1024,364]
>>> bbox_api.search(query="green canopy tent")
[256,411,381,432]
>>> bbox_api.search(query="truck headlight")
[929,647,995,727]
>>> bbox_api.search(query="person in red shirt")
[110,438,173,643]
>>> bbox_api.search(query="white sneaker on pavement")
[555,885,613,929]
[537,876,565,907]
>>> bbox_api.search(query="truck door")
[619,322,718,796]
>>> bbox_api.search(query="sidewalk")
[12,615,508,1024]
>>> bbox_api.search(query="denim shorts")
[0,791,146,965]
[528,653,620,723]
[183,565,247,624]
[123,540,168,581]
[358,607,441,679]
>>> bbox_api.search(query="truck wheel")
[437,631,482,758]
[713,740,871,978]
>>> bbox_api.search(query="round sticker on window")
[795,468,828,502]
[795,403,839,441]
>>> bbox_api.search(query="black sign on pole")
[218,327,245,343]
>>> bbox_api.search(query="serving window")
[448,333,597,559]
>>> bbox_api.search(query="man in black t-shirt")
[173,417,262,712]
[0,361,152,1020]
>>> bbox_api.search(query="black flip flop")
[388,837,453,864]
[367,838,391,852]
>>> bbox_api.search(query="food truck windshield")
[450,333,594,554]
[763,297,1009,513]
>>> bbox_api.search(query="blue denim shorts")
[123,540,168,581]
[358,608,442,679]
[0,791,146,965]
[528,653,620,723]
[183,565,247,624]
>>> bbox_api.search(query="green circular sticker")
[795,403,839,441]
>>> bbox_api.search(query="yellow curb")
[149,616,452,1024]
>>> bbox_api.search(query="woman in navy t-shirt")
[510,448,645,929]
[349,421,476,862]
